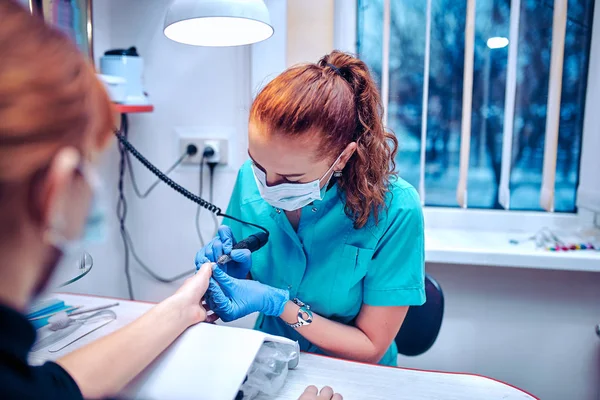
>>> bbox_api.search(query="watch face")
[289,299,312,327]
[298,306,313,324]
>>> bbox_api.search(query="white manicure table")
[28,294,537,400]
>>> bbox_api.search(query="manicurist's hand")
[206,265,289,322]
[194,226,252,279]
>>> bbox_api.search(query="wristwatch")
[287,298,313,328]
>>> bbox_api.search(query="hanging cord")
[195,149,220,246]
[114,116,269,299]
[116,116,224,298]
[115,128,269,234]
[208,160,220,237]
[117,114,134,299]
[195,154,207,246]
[126,151,189,199]
[123,228,192,283]
[116,129,220,214]
[208,162,217,202]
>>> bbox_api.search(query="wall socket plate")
[179,137,229,166]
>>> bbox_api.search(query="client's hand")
[206,265,289,322]
[168,262,213,326]
[298,386,343,400]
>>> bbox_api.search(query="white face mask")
[251,153,343,211]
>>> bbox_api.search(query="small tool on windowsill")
[509,227,598,252]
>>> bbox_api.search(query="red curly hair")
[250,51,398,229]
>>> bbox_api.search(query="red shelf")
[114,104,154,114]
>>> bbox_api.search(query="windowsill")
[425,228,600,272]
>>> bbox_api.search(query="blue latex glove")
[194,226,252,279]
[207,265,289,322]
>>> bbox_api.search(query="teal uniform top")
[226,160,425,366]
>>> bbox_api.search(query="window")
[357,0,595,212]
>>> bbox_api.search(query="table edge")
[301,353,539,399]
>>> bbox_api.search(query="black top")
[104,47,139,57]
[0,303,83,400]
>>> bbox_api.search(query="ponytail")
[319,51,398,228]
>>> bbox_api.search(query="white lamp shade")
[164,0,274,47]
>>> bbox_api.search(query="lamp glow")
[487,37,509,49]
[164,0,273,47]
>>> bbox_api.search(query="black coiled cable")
[114,129,268,235]
[114,120,270,299]
[115,131,221,214]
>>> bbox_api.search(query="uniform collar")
[0,302,36,361]
[311,179,340,208]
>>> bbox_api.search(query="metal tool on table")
[48,318,116,353]
[48,304,119,330]
[31,310,117,352]
[68,302,120,317]
[29,302,119,323]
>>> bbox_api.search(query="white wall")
[404,263,600,400]
[66,0,251,302]
[251,0,287,96]
[286,0,334,66]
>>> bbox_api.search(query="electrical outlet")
[203,139,221,163]
[179,137,228,166]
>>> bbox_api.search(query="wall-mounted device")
[97,74,127,103]
[100,47,149,105]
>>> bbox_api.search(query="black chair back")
[395,274,444,356]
